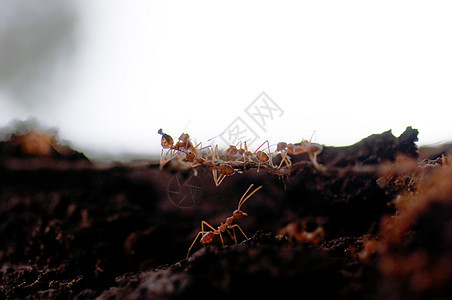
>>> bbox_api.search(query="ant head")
[276,142,287,151]
[309,143,323,155]
[233,209,248,219]
[226,145,238,155]
[158,129,174,147]
[161,136,173,148]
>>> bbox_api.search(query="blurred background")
[1,0,451,161]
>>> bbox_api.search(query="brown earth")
[0,126,451,299]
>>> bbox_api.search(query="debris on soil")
[0,118,87,161]
[1,126,451,299]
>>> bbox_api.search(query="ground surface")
[0,127,451,299]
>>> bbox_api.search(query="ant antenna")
[207,131,226,142]
[267,143,279,152]
[238,184,263,210]
[182,120,191,133]
[309,130,317,143]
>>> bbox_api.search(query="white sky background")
[1,1,452,160]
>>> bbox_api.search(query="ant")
[157,132,234,186]
[279,219,325,245]
[275,136,323,171]
[251,140,273,172]
[224,140,273,172]
[224,141,252,163]
[157,129,176,168]
[158,129,200,169]
[299,139,324,170]
[211,141,272,185]
[186,184,263,259]
[213,163,235,187]
[200,144,235,187]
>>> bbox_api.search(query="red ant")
[157,129,176,168]
[206,145,236,186]
[275,135,323,170]
[160,138,235,187]
[279,219,325,245]
[223,140,272,172]
[208,141,272,185]
[223,141,252,163]
[186,184,263,259]
[251,140,273,171]
[158,129,200,169]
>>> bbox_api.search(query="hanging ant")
[158,129,200,169]
[158,129,176,168]
[186,184,263,259]
[275,142,293,169]
[251,140,273,172]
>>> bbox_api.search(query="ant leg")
[244,141,249,163]
[228,224,248,240]
[198,144,213,157]
[253,141,269,173]
[218,231,225,247]
[193,141,213,157]
[284,153,292,169]
[217,174,226,186]
[187,231,204,259]
[308,152,324,171]
[159,149,165,169]
[276,151,285,169]
[231,227,238,244]
[277,151,291,169]
[284,151,292,168]
[255,140,273,170]
[159,148,175,169]
[212,167,227,187]
[253,140,271,154]
[201,220,216,232]
[211,144,219,161]
[212,168,221,187]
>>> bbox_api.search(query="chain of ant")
[158,129,327,258]
[157,129,324,187]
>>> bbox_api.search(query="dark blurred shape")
[378,158,452,299]
[0,118,87,160]
[419,142,452,160]
[0,0,79,108]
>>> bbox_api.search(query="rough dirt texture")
[1,126,451,299]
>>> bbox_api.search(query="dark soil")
[1,126,451,299]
